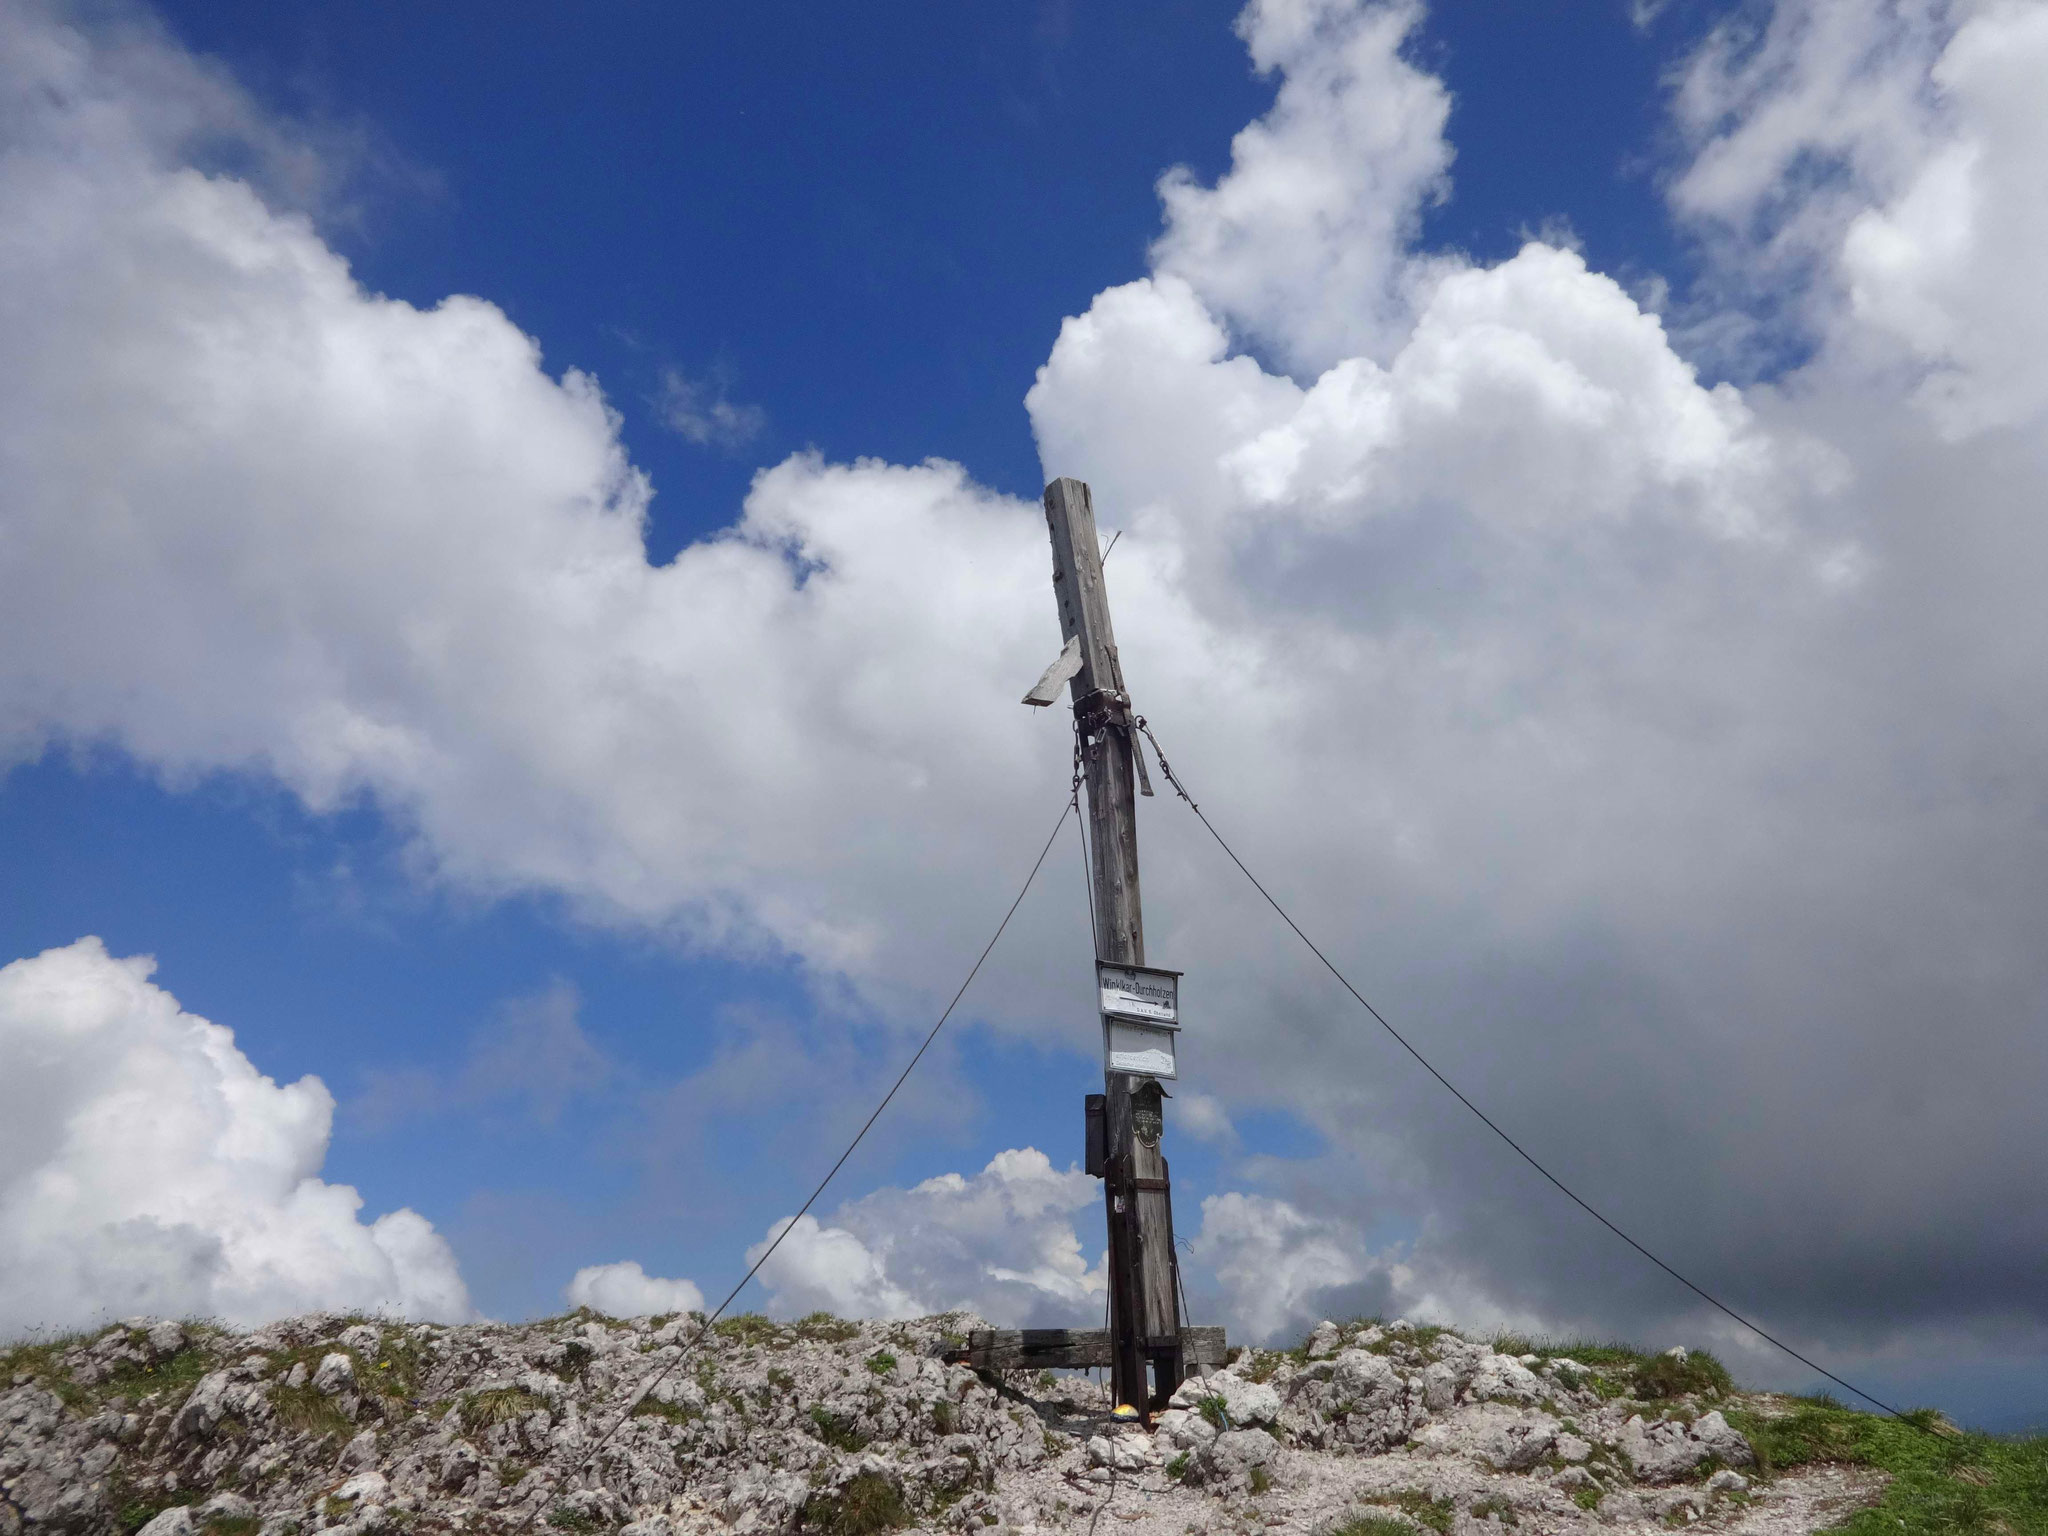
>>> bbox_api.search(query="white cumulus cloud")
[1152,0,1456,375]
[564,1260,705,1319]
[748,1149,1105,1325]
[0,938,472,1332]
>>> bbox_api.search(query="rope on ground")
[1132,715,1934,1431]
[513,788,1083,1528]
[1085,1459,1119,1536]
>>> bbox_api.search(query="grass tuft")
[97,1343,216,1405]
[797,1471,907,1536]
[459,1386,549,1432]
[865,1350,897,1375]
[1631,1351,1733,1401]
[1359,1490,1454,1534]
[794,1312,862,1344]
[809,1404,869,1452]
[713,1314,784,1347]
[631,1394,702,1426]
[1328,1519,1420,1536]
[269,1383,354,1444]
[109,1474,197,1536]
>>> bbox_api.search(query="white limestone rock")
[1190,1427,1277,1493]
[1153,1407,1218,1453]
[1464,1353,1545,1406]
[1168,1370,1280,1428]
[1331,1348,1404,1412]
[1689,1409,1755,1467]
[311,1352,356,1397]
[1412,1402,1558,1471]
[333,1470,389,1504]
[1085,1433,1151,1472]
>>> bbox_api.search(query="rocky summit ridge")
[4,1311,1893,1536]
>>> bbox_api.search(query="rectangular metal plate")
[1097,962,1179,1023]
[1104,1015,1178,1080]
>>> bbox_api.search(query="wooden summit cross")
[946,478,1222,1422]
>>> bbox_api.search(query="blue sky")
[6,0,2048,1434]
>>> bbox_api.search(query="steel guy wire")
[514,790,1082,1526]
[1131,715,1935,1431]
[1074,721,1100,963]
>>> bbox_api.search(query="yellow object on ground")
[1111,1403,1140,1421]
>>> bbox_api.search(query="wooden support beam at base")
[941,1327,1227,1372]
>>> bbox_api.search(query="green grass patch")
[1571,1486,1603,1512]
[1165,1451,1190,1480]
[1631,1351,1733,1401]
[1248,1465,1273,1495]
[109,1474,197,1536]
[809,1405,870,1452]
[546,1506,607,1534]
[713,1314,784,1347]
[0,1331,95,1410]
[269,1382,355,1444]
[1195,1394,1229,1431]
[98,1344,214,1404]
[865,1350,897,1375]
[5,1328,220,1413]
[1239,1351,1282,1384]
[790,1318,856,1343]
[797,1471,907,1536]
[1329,1519,1421,1536]
[459,1386,549,1432]
[1361,1490,1454,1534]
[930,1399,956,1435]
[264,1339,415,1405]
[631,1394,702,1425]
[203,1517,260,1536]
[1726,1400,2048,1535]
[366,1334,424,1397]
[1468,1494,1518,1526]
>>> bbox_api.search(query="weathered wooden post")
[1037,477,1185,1418]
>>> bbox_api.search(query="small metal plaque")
[1133,1093,1163,1148]
[1097,962,1179,1024]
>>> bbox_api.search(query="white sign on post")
[1098,963,1178,1023]
[1097,962,1181,1080]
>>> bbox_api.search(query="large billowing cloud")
[0,938,472,1331]
[5,0,2048,1402]
[747,1151,1106,1326]
[564,1261,705,1320]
